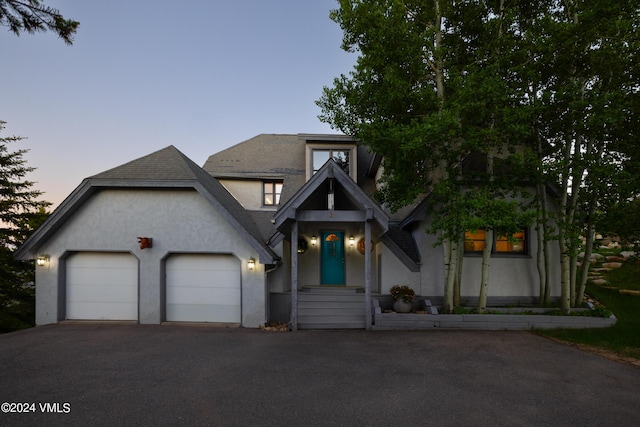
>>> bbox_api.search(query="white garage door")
[66,252,138,320]
[166,254,241,323]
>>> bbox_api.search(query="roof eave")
[273,160,389,233]
[16,178,280,265]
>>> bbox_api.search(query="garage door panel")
[169,255,238,270]
[166,269,238,286]
[69,252,136,269]
[68,267,137,285]
[166,304,240,323]
[166,254,241,323]
[68,302,138,321]
[66,253,138,321]
[67,284,138,303]
[166,287,240,305]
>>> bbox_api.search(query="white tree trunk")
[443,237,456,313]
[454,233,464,306]
[478,228,494,313]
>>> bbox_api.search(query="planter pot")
[393,300,412,313]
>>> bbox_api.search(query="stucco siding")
[34,189,266,327]
[266,242,287,293]
[414,211,562,303]
[379,244,420,295]
[218,179,273,211]
[415,229,445,297]
[271,231,381,291]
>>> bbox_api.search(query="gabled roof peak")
[273,158,388,233]
[90,145,200,181]
[16,145,279,264]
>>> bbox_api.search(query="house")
[16,134,561,329]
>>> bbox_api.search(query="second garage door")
[166,254,241,323]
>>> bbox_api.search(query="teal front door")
[321,231,345,285]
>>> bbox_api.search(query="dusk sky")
[1,0,356,207]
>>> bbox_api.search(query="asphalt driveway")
[1,324,639,426]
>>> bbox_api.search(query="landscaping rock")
[591,279,609,286]
[602,262,623,269]
[605,256,626,263]
[620,251,638,259]
[579,252,605,262]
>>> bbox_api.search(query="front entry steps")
[297,286,366,329]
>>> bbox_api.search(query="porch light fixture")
[248,258,256,271]
[311,235,317,246]
[349,236,355,247]
[36,254,49,267]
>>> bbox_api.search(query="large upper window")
[263,181,283,206]
[464,229,527,255]
[312,149,350,175]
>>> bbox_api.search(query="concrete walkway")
[1,324,639,426]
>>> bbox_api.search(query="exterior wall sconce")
[36,254,49,266]
[349,236,355,247]
[311,236,317,246]
[248,258,256,271]
[137,237,153,249]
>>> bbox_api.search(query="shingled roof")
[16,146,279,263]
[204,134,420,266]
[91,145,208,181]
[202,134,306,205]
[203,134,306,178]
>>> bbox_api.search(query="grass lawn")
[538,259,640,362]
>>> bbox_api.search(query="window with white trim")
[263,181,283,206]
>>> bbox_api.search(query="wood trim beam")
[296,210,366,222]
[365,219,372,330]
[290,221,298,331]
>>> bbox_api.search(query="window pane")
[332,150,350,174]
[496,230,525,253]
[274,182,282,205]
[313,150,330,173]
[464,230,486,252]
[264,182,273,206]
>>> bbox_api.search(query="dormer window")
[312,149,350,175]
[303,136,357,182]
[263,181,283,206]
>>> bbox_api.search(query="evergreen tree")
[0,121,50,332]
[0,0,78,44]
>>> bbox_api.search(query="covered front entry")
[66,252,139,321]
[165,254,241,323]
[273,160,389,330]
[321,231,345,285]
